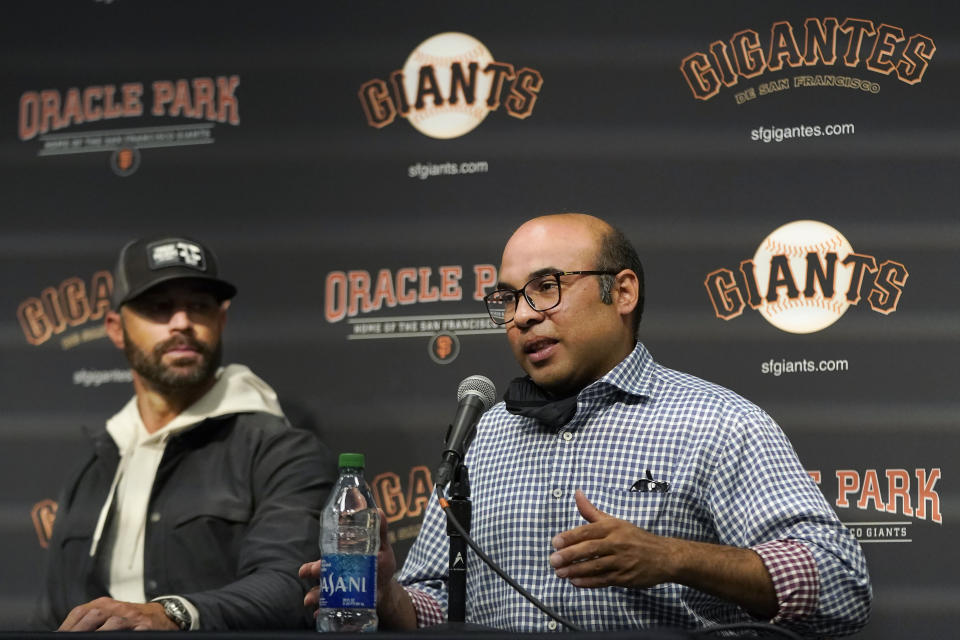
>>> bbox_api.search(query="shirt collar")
[583,341,655,401]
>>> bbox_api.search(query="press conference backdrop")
[2,1,955,636]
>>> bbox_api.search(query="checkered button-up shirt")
[398,343,871,636]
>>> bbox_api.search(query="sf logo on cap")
[149,241,206,271]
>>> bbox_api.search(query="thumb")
[377,508,390,550]
[574,489,609,523]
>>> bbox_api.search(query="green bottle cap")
[338,452,365,468]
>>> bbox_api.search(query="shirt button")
[552,488,563,499]
[150,512,161,523]
[547,621,558,631]
[147,579,158,591]
[561,431,574,442]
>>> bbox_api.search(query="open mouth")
[524,337,558,363]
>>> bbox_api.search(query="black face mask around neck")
[502,376,578,430]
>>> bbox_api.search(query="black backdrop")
[2,1,956,636]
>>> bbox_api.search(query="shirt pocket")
[166,503,252,588]
[588,485,668,532]
[57,507,98,563]
[172,502,251,553]
[173,502,251,528]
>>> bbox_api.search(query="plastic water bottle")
[317,453,380,632]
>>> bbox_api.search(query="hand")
[300,508,398,614]
[299,559,323,616]
[375,508,398,597]
[548,489,674,589]
[57,597,178,631]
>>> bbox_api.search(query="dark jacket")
[32,412,336,630]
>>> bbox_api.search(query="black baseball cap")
[111,236,237,308]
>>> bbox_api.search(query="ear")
[218,300,230,330]
[612,269,640,319]
[104,310,125,350]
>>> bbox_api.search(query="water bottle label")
[319,553,377,609]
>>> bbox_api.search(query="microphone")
[435,375,497,488]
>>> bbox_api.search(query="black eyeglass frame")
[483,270,620,325]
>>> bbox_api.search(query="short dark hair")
[595,226,644,336]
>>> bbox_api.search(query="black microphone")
[435,375,497,487]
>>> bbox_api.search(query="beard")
[123,328,222,393]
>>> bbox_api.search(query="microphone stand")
[445,462,471,623]
[435,463,579,633]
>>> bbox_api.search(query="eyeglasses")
[483,270,619,325]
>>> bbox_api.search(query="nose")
[512,293,543,328]
[167,307,193,330]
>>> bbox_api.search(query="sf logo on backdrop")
[705,220,908,334]
[359,32,543,139]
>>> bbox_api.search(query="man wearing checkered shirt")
[303,213,871,636]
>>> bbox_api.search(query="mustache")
[154,335,209,357]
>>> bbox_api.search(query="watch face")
[162,599,191,630]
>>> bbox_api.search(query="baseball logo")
[753,220,854,334]
[402,32,494,139]
[428,332,461,364]
[110,147,141,177]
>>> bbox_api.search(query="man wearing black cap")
[33,236,336,631]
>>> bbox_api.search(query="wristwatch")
[158,597,192,631]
